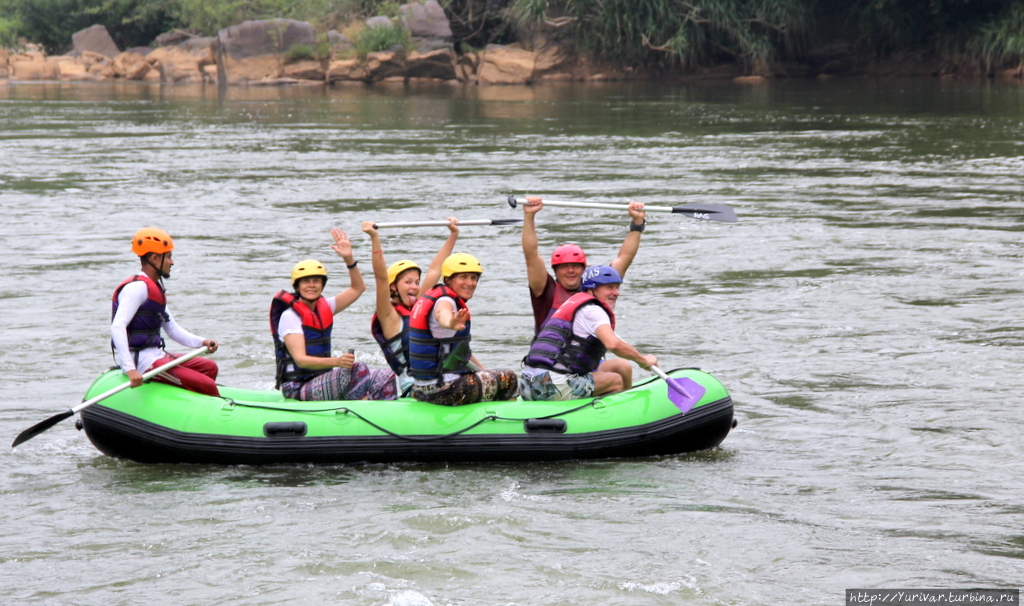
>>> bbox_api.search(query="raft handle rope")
[216,397,595,443]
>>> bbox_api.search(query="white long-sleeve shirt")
[110,275,205,373]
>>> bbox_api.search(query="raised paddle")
[373,218,523,229]
[11,346,211,448]
[507,194,738,223]
[648,366,706,414]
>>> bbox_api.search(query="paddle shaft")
[11,346,211,447]
[373,218,522,229]
[506,195,737,222]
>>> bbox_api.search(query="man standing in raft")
[519,265,658,401]
[520,195,646,333]
[361,218,460,397]
[270,229,397,402]
[408,253,519,406]
[111,227,220,396]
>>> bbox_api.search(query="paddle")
[507,195,737,223]
[648,366,706,414]
[373,219,523,229]
[11,346,211,448]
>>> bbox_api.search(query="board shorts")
[518,368,595,401]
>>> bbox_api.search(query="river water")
[1,79,1022,604]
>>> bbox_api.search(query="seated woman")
[270,229,397,401]
[361,218,460,397]
[407,253,519,406]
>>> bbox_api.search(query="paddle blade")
[665,378,706,414]
[671,204,737,223]
[12,409,74,447]
[489,218,524,226]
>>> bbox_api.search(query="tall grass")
[968,1,1024,71]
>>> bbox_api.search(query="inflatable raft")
[77,367,734,465]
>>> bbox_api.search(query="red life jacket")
[269,291,334,388]
[408,285,473,382]
[523,292,615,375]
[111,274,168,356]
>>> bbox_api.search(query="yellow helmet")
[131,227,174,256]
[387,260,421,285]
[291,259,328,285]
[441,253,483,278]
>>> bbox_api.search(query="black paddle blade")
[490,218,524,226]
[12,409,74,447]
[672,204,738,222]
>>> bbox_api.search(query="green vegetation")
[351,21,411,57]
[0,0,1022,75]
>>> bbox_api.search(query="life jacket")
[523,292,616,375]
[111,274,168,356]
[408,285,473,383]
[531,275,577,334]
[269,290,334,388]
[370,302,412,376]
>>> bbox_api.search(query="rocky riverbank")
[2,0,1022,86]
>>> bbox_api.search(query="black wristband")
[629,219,646,233]
[346,261,358,269]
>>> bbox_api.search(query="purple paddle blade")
[665,377,706,414]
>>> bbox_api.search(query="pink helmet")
[551,243,587,267]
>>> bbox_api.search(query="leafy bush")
[285,42,316,62]
[352,21,410,56]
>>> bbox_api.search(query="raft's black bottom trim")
[80,397,734,465]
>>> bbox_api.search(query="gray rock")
[72,24,120,58]
[366,16,395,29]
[400,0,452,38]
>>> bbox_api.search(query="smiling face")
[554,263,585,291]
[296,276,326,304]
[590,282,620,309]
[445,272,480,301]
[390,269,421,308]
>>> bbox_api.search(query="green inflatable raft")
[77,367,734,465]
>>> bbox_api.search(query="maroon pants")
[150,353,220,397]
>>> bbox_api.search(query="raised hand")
[330,228,353,259]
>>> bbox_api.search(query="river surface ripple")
[1,80,1022,605]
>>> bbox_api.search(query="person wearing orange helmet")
[270,229,397,402]
[360,217,461,396]
[111,227,220,396]
[520,195,646,334]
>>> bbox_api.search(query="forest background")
[1,0,1022,77]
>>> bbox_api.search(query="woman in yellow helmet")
[269,229,397,402]
[361,218,460,396]
[406,253,519,406]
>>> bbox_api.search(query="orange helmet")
[132,228,174,256]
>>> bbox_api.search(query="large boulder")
[9,53,59,80]
[477,44,537,84]
[282,60,324,81]
[0,49,8,78]
[72,24,120,58]
[399,0,452,38]
[406,47,456,80]
[110,51,152,79]
[326,58,368,83]
[146,38,215,82]
[364,49,407,82]
[216,19,317,84]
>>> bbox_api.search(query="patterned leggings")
[284,362,397,401]
[412,368,520,407]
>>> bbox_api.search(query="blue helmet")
[581,265,622,291]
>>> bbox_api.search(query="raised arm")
[609,201,646,278]
[422,217,459,289]
[329,228,366,312]
[361,221,399,332]
[521,196,550,297]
